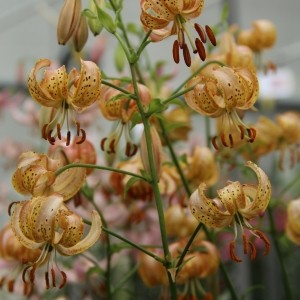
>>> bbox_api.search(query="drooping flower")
[0,224,41,295]
[185,65,259,149]
[12,151,86,201]
[98,82,151,157]
[189,161,271,262]
[10,194,102,289]
[28,58,102,145]
[140,0,216,66]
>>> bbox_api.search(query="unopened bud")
[57,0,82,45]
[87,0,104,36]
[140,126,162,180]
[73,14,89,52]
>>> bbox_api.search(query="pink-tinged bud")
[57,0,82,45]
[140,126,162,180]
[73,14,89,52]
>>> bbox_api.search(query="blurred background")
[0,1,300,299]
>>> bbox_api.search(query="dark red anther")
[195,38,206,61]
[254,230,270,256]
[247,127,256,143]
[194,23,207,43]
[211,136,219,150]
[221,133,229,147]
[45,271,50,289]
[229,241,242,262]
[182,44,191,67]
[7,279,14,292]
[238,125,245,140]
[57,124,62,140]
[229,133,234,148]
[66,131,71,146]
[59,271,67,289]
[8,201,20,216]
[125,142,138,157]
[100,137,107,151]
[22,266,31,284]
[248,241,257,260]
[205,25,217,46]
[76,122,80,136]
[75,129,86,144]
[47,130,55,145]
[173,40,180,64]
[242,234,248,254]
[29,266,36,284]
[51,267,56,287]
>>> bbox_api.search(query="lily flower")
[27,58,102,145]
[189,161,271,262]
[140,0,216,66]
[286,199,300,245]
[12,151,86,201]
[10,194,102,289]
[185,65,259,149]
[98,82,151,157]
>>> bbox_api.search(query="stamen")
[22,266,31,284]
[221,133,229,147]
[125,142,138,157]
[211,136,219,150]
[47,130,56,145]
[238,125,245,140]
[23,282,32,296]
[57,124,62,140]
[100,137,107,151]
[205,25,216,46]
[66,131,71,146]
[229,241,242,262]
[108,139,116,154]
[182,44,191,67]
[51,267,56,287]
[29,266,36,284]
[173,40,180,64]
[59,271,67,289]
[76,122,80,136]
[178,29,185,48]
[203,293,213,300]
[242,234,248,254]
[42,124,48,140]
[248,241,257,260]
[45,271,50,289]
[247,128,256,143]
[194,23,207,43]
[8,201,20,216]
[76,129,86,144]
[7,279,14,292]
[195,38,206,61]
[0,278,4,287]
[254,230,270,256]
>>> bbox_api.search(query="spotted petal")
[56,210,102,256]
[189,183,233,228]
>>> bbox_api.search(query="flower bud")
[57,0,82,45]
[87,0,104,36]
[73,14,89,52]
[140,126,162,179]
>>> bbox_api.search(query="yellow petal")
[189,183,233,228]
[68,59,102,111]
[56,210,102,256]
[238,161,271,218]
[51,165,86,201]
[10,201,44,250]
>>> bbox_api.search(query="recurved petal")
[189,183,233,228]
[238,161,271,218]
[52,165,86,201]
[30,195,64,243]
[164,0,184,15]
[68,60,102,111]
[56,210,84,247]
[140,10,171,30]
[217,181,244,215]
[10,201,44,250]
[182,0,205,19]
[28,59,68,108]
[56,210,102,256]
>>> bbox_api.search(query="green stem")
[102,79,136,98]
[163,85,196,105]
[54,163,148,181]
[267,206,293,300]
[172,60,225,95]
[219,262,239,300]
[102,227,165,264]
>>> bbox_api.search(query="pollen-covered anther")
[51,267,56,287]
[75,128,86,144]
[205,25,217,46]
[247,127,257,143]
[182,44,191,67]
[195,38,206,61]
[194,23,207,43]
[248,241,257,260]
[47,129,56,145]
[125,142,138,157]
[100,137,116,154]
[254,230,270,256]
[221,133,229,147]
[59,271,67,289]
[229,241,242,262]
[173,40,180,64]
[238,125,245,140]
[242,234,248,254]
[45,271,50,289]
[66,130,71,146]
[8,201,20,216]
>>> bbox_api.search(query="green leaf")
[114,42,127,72]
[147,98,166,116]
[94,0,116,33]
[126,22,140,35]
[130,112,142,129]
[166,97,185,107]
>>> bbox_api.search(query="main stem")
[128,62,178,299]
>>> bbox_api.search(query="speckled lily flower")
[140,0,216,66]
[10,194,102,289]
[189,161,271,262]
[185,65,259,149]
[28,58,101,145]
